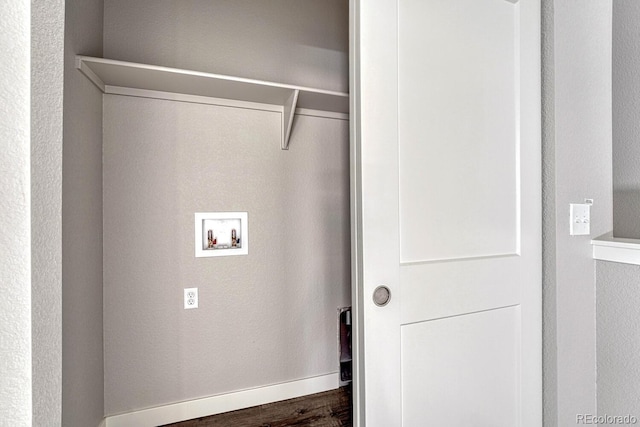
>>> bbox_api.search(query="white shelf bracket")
[281,89,299,150]
[76,57,106,92]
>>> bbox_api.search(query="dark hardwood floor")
[162,386,352,427]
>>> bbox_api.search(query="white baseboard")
[105,372,339,427]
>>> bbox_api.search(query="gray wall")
[597,261,640,419]
[62,0,105,425]
[613,0,640,238]
[103,0,349,93]
[543,1,613,426]
[103,97,350,414]
[599,2,640,419]
[541,1,557,424]
[101,0,350,415]
[0,0,32,424]
[32,0,65,424]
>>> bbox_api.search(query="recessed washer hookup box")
[194,212,248,257]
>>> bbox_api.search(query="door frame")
[349,0,364,425]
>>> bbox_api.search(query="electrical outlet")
[184,288,198,309]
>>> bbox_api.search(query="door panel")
[399,0,520,263]
[353,0,540,425]
[401,306,520,427]
[400,258,520,324]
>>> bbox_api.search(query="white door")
[350,0,541,426]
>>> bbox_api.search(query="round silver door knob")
[373,285,391,307]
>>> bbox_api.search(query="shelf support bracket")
[76,57,106,92]
[281,89,299,150]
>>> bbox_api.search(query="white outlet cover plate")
[570,203,590,236]
[184,287,198,309]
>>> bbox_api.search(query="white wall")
[543,1,613,425]
[62,0,105,425]
[613,0,640,238]
[31,0,65,424]
[0,0,32,424]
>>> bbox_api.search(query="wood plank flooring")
[161,386,352,427]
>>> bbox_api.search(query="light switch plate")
[570,203,590,236]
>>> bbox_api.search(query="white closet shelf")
[592,233,640,266]
[76,56,349,150]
